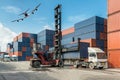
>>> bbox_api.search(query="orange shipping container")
[108,0,120,14]
[108,32,120,50]
[81,39,96,47]
[18,33,30,39]
[26,56,33,61]
[22,47,26,52]
[62,27,74,36]
[108,50,120,68]
[108,13,120,32]
[100,32,107,40]
[14,51,22,56]
[23,33,30,37]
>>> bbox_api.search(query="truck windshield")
[97,53,107,59]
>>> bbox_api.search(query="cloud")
[0,22,17,51]
[43,24,52,30]
[68,15,89,23]
[1,6,21,14]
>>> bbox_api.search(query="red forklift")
[30,43,63,68]
[30,4,63,68]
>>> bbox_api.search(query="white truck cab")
[11,55,18,61]
[88,47,108,69]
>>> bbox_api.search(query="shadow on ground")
[0,71,58,80]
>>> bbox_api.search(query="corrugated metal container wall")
[108,50,120,68]
[62,33,74,45]
[108,32,120,50]
[37,29,55,48]
[75,31,96,40]
[81,39,96,47]
[75,17,96,30]
[11,32,37,61]
[108,0,120,68]
[62,27,74,36]
[62,42,89,59]
[74,16,105,40]
[108,0,120,14]
[62,52,80,59]
[108,13,120,32]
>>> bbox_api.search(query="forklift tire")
[89,63,95,69]
[58,60,64,67]
[33,61,41,68]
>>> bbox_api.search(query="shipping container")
[26,56,32,61]
[75,16,105,30]
[22,47,26,52]
[62,42,89,59]
[37,29,55,48]
[108,50,120,68]
[96,40,104,47]
[108,13,120,32]
[18,56,26,61]
[81,39,96,47]
[75,31,96,40]
[14,51,22,56]
[108,32,120,50]
[100,32,107,40]
[62,27,74,36]
[108,0,120,14]
[18,37,30,43]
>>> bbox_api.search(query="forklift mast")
[54,4,62,59]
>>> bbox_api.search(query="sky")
[0,0,107,51]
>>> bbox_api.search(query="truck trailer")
[62,41,108,69]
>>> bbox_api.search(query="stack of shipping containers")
[7,16,107,61]
[61,28,90,59]
[108,0,120,68]
[74,16,107,53]
[37,29,55,50]
[61,16,107,59]
[8,32,37,61]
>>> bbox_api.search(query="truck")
[11,55,18,61]
[61,41,108,69]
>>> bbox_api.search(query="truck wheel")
[99,67,103,69]
[89,63,95,69]
[58,60,64,67]
[33,61,41,68]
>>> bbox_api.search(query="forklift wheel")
[33,61,41,68]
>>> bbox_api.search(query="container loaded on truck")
[61,39,108,69]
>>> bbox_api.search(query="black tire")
[58,60,64,67]
[99,67,103,69]
[89,63,95,69]
[33,61,41,68]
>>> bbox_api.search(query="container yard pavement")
[0,62,120,80]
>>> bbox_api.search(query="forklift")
[30,4,63,68]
